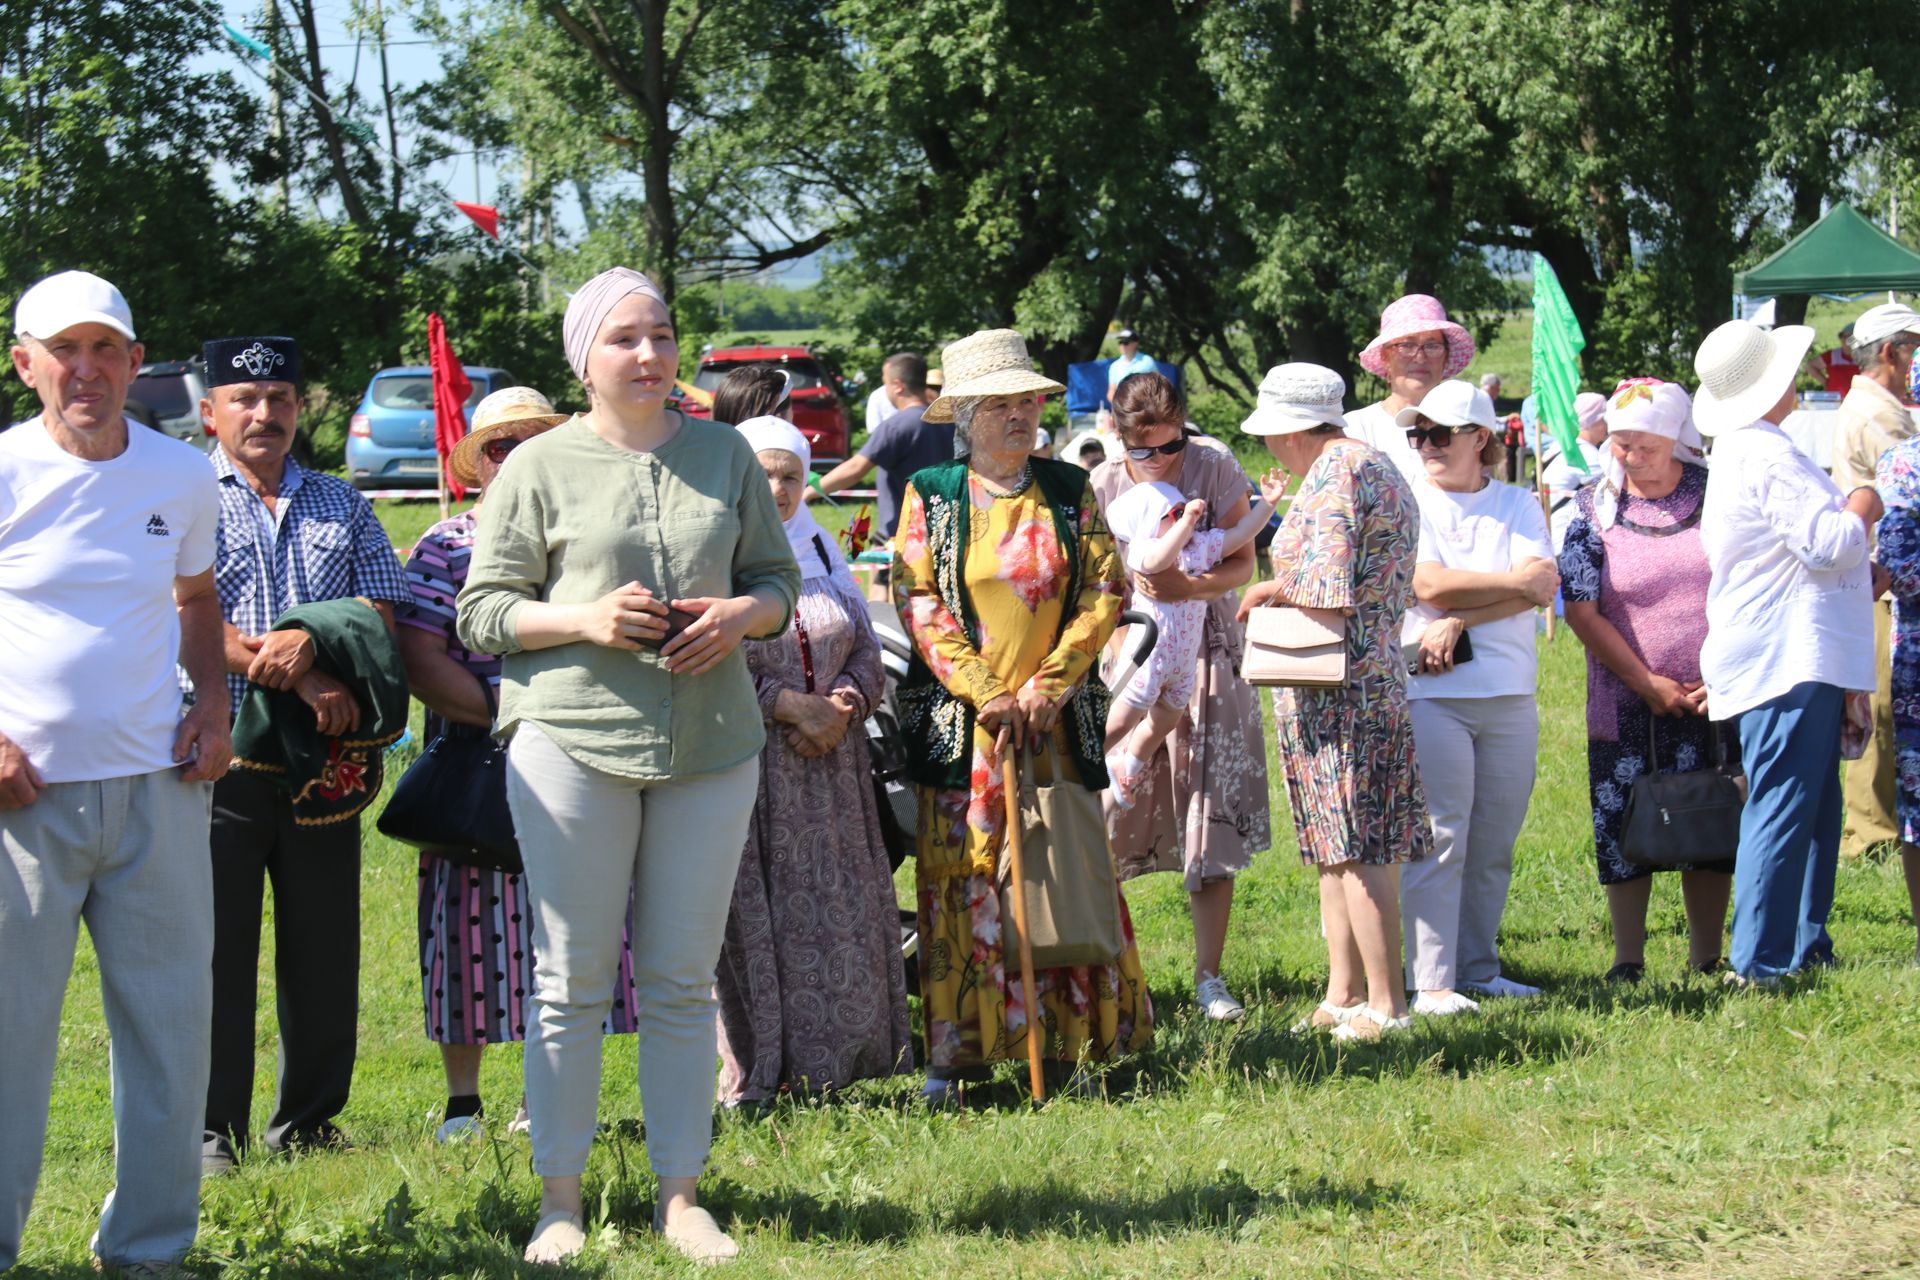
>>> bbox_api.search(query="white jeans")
[506,724,757,1179]
[1403,695,1538,991]
[0,769,214,1270]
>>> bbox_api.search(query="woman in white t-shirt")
[1397,380,1559,1016]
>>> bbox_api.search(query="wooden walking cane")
[1000,737,1047,1105]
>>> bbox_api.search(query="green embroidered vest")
[895,457,1111,790]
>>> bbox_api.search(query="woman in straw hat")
[399,387,650,1147]
[1345,294,1478,483]
[714,415,913,1105]
[892,328,1152,1105]
[1090,370,1273,1025]
[1237,364,1427,1039]
[1557,379,1733,983]
[458,268,800,1264]
[1694,318,1882,985]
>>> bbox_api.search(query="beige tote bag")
[998,753,1125,972]
[1240,605,1349,688]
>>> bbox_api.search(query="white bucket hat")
[1393,379,1497,432]
[1691,320,1815,436]
[923,329,1065,423]
[1240,363,1348,435]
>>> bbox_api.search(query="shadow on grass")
[713,1168,1398,1245]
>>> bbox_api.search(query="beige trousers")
[1841,597,1898,857]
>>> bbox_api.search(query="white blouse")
[1699,420,1874,720]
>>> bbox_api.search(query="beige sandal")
[655,1204,739,1265]
[523,1211,586,1265]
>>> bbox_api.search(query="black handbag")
[1619,717,1746,869]
[376,677,522,875]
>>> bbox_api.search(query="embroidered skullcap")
[204,337,299,387]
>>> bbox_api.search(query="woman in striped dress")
[396,387,639,1142]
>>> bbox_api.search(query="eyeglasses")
[482,436,524,464]
[1385,339,1449,360]
[1125,434,1189,462]
[1405,420,1479,448]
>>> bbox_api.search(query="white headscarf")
[734,415,856,590]
[1591,379,1703,529]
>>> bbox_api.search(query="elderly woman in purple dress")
[1557,379,1733,982]
[715,417,912,1103]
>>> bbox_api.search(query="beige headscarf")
[562,267,668,380]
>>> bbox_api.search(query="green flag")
[222,22,273,62]
[1530,252,1587,471]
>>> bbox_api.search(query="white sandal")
[1289,1000,1365,1034]
[1330,1006,1412,1041]
[655,1204,739,1265]
[523,1211,586,1265]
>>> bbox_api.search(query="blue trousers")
[1731,682,1842,979]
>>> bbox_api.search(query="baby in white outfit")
[1103,475,1281,810]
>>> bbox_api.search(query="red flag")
[427,313,473,501]
[453,201,500,239]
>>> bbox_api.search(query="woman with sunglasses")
[1345,294,1479,484]
[1090,372,1272,1022]
[1397,379,1558,1016]
[397,386,649,1146]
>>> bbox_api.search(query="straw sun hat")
[448,386,570,486]
[923,329,1065,424]
[1690,320,1814,436]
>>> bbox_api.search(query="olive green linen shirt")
[457,414,800,779]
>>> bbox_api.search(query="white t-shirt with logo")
[1402,477,1550,700]
[0,418,219,782]
[1344,402,1425,484]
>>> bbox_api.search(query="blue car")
[346,366,517,489]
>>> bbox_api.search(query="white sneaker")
[1462,975,1542,999]
[507,1105,531,1136]
[435,1113,483,1144]
[1412,990,1480,1016]
[1196,972,1245,1022]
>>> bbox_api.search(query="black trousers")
[205,771,361,1150]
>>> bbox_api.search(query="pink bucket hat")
[1357,294,1476,380]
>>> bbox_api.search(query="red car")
[684,345,850,465]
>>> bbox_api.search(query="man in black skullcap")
[195,337,411,1172]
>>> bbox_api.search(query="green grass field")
[17,525,1920,1276]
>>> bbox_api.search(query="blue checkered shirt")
[204,446,411,714]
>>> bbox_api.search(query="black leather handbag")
[1619,719,1746,869]
[376,678,522,875]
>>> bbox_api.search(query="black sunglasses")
[1125,434,1190,462]
[1405,421,1480,448]
[482,436,524,464]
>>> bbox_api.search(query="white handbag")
[1240,606,1348,688]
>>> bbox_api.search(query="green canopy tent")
[1734,202,1920,297]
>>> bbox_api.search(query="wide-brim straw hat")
[1241,363,1349,435]
[1691,321,1814,437]
[923,329,1065,423]
[1358,294,1476,380]
[448,386,570,486]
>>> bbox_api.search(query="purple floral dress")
[1875,438,1920,843]
[1558,464,1735,885]
[715,576,913,1101]
[1267,439,1430,866]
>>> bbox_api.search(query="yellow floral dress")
[893,470,1154,1069]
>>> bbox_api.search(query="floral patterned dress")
[715,576,914,1102]
[893,472,1154,1070]
[1874,437,1920,843]
[1091,446,1273,891]
[1265,439,1430,866]
[1558,464,1736,885]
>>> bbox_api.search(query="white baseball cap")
[14,270,136,343]
[1394,379,1497,431]
[1852,303,1920,350]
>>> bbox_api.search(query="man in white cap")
[1831,303,1920,859]
[1695,318,1882,984]
[0,270,231,1276]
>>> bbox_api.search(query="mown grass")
[17,558,1920,1276]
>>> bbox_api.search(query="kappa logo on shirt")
[145,513,171,537]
